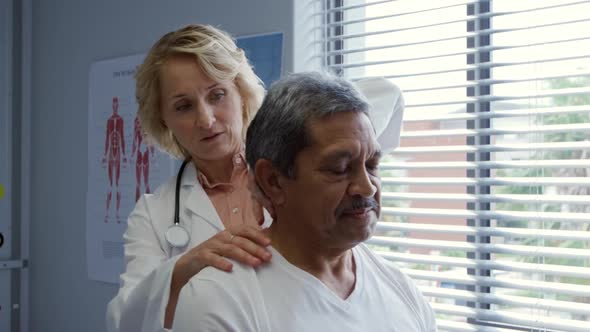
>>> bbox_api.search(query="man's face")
[281,111,381,250]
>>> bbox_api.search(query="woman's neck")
[192,155,236,184]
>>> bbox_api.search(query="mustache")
[335,197,380,215]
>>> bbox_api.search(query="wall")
[29,1,293,331]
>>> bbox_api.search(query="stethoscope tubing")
[174,159,191,225]
[165,158,192,248]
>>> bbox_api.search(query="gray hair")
[246,72,370,178]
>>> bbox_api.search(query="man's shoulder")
[355,244,421,295]
[355,243,437,331]
[175,263,267,331]
[197,261,257,287]
[186,261,262,308]
[355,244,405,276]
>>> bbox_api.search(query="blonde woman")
[106,24,271,332]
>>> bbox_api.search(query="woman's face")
[159,54,244,163]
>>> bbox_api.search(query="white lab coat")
[106,163,270,332]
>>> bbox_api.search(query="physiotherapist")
[106,23,405,332]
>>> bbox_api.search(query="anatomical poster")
[86,54,176,283]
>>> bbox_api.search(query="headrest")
[355,77,405,153]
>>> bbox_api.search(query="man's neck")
[265,223,357,300]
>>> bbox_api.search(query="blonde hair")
[135,24,265,158]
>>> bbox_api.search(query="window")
[323,1,590,331]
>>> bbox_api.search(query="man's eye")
[366,162,380,174]
[329,167,348,175]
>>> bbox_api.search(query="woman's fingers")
[199,250,234,272]
[220,243,264,267]
[231,225,271,247]
[227,235,272,262]
[178,226,272,278]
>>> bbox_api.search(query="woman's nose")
[195,104,215,129]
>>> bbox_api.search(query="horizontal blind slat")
[402,268,590,297]
[392,141,590,154]
[338,35,590,61]
[430,303,590,332]
[381,192,590,204]
[380,206,590,222]
[369,236,590,259]
[435,319,513,332]
[376,251,590,278]
[321,0,394,14]
[376,222,590,241]
[325,0,477,28]
[403,105,590,122]
[404,87,590,108]
[382,177,590,186]
[328,17,590,47]
[380,159,590,170]
[420,286,590,315]
[326,0,590,29]
[326,17,473,42]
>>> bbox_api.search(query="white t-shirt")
[174,244,437,332]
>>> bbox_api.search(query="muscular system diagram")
[102,97,127,223]
[131,113,154,202]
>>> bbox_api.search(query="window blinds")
[323,1,590,331]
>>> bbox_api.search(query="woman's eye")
[175,103,191,112]
[209,90,226,102]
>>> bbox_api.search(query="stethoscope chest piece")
[166,159,192,248]
[166,223,190,248]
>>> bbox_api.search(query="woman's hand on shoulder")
[174,225,272,286]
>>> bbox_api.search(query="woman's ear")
[254,159,286,206]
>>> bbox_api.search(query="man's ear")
[254,159,287,206]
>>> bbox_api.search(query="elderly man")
[174,72,437,332]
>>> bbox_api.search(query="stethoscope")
[165,159,192,248]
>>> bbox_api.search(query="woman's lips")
[201,132,222,141]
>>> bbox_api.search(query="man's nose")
[348,168,377,198]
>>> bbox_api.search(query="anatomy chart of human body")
[102,97,127,223]
[131,114,154,203]
[86,54,175,283]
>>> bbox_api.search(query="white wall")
[29,1,293,331]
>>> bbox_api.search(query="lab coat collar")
[180,162,225,232]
